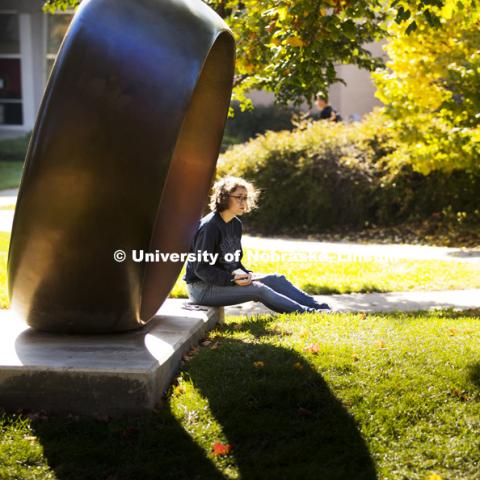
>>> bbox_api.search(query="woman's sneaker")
[315,303,331,310]
[306,304,332,313]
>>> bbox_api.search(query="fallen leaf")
[305,343,321,354]
[173,385,186,396]
[212,442,233,456]
[253,361,265,368]
[451,388,470,402]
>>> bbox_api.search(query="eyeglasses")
[230,195,248,203]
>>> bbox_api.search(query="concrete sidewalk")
[0,188,17,232]
[242,235,480,262]
[0,188,18,201]
[221,289,480,316]
[164,290,480,316]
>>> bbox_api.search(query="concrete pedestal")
[0,301,222,417]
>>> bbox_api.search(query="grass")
[0,134,29,163]
[0,133,27,190]
[169,247,480,298]
[1,232,479,308]
[0,162,23,191]
[1,310,479,479]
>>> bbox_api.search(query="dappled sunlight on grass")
[171,311,480,479]
[169,248,480,298]
[2,311,478,479]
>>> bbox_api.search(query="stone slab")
[0,300,221,417]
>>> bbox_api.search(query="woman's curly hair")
[209,176,259,213]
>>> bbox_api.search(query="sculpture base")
[0,301,222,417]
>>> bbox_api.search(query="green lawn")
[1,311,479,479]
[0,232,9,308]
[169,247,480,298]
[0,162,23,191]
[2,233,480,309]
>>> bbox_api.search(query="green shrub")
[374,166,480,227]
[0,133,30,163]
[0,162,24,190]
[221,102,295,152]
[218,111,391,233]
[218,110,480,233]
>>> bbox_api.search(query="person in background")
[183,176,331,314]
[313,92,342,122]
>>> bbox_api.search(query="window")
[0,13,22,125]
[46,12,73,79]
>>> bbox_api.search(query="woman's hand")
[233,272,253,286]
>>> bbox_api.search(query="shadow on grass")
[468,363,480,389]
[31,409,225,480]
[447,249,480,259]
[302,283,388,295]
[390,309,480,320]
[30,317,377,480]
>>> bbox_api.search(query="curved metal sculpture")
[7,0,235,333]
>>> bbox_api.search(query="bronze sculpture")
[7,0,235,333]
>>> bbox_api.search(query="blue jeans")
[186,274,328,313]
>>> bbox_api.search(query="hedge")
[217,110,480,234]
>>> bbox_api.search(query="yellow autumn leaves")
[373,0,480,174]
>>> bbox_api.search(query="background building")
[248,41,386,121]
[0,0,72,138]
[0,0,383,139]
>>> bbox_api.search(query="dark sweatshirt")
[183,211,251,286]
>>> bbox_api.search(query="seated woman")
[183,176,331,314]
